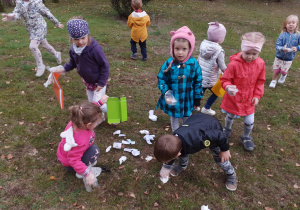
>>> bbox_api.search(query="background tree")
[110,0,151,19]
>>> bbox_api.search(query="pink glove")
[225,85,239,96]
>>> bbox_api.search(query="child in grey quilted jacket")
[197,22,227,116]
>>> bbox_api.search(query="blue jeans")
[130,39,147,58]
[64,145,100,173]
[202,87,218,109]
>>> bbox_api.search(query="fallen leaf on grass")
[267,174,273,177]
[280,148,284,152]
[118,192,124,196]
[175,193,178,199]
[28,148,38,156]
[229,143,234,146]
[19,121,24,125]
[4,146,10,149]
[0,186,2,189]
[50,176,56,180]
[1,155,5,159]
[129,192,136,198]
[59,197,63,202]
[21,91,25,94]
[157,185,162,189]
[293,184,299,189]
[265,207,274,210]
[266,169,270,172]
[6,81,10,84]
[296,163,300,167]
[294,204,298,208]
[118,166,125,169]
[7,154,13,159]
[258,201,262,205]
[279,99,283,102]
[73,202,77,206]
[154,202,159,207]
[267,125,271,130]
[144,190,149,195]
[213,182,218,187]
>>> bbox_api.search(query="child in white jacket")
[197,22,227,115]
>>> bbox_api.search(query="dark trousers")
[130,39,147,58]
[64,145,100,173]
[202,87,218,109]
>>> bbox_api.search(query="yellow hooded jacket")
[128,11,151,42]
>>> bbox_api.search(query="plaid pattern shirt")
[157,56,203,118]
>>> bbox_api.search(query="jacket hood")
[199,39,220,59]
[170,26,195,63]
[130,11,149,27]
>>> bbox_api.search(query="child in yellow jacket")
[127,0,150,61]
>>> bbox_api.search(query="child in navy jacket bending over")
[154,113,237,191]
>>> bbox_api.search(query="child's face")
[72,36,89,47]
[173,40,190,63]
[87,114,105,130]
[241,49,260,63]
[286,17,298,33]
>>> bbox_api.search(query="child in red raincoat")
[221,32,266,151]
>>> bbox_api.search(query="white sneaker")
[36,65,45,77]
[201,107,216,116]
[56,52,62,64]
[278,74,287,84]
[269,80,277,88]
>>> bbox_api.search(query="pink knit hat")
[207,22,226,43]
[170,26,195,63]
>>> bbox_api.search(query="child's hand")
[225,85,238,96]
[219,150,231,163]
[160,165,171,179]
[96,86,103,92]
[85,172,96,186]
[2,13,15,22]
[55,23,64,29]
[252,97,259,106]
[100,95,109,104]
[291,47,297,52]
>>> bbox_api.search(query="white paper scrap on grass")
[145,155,153,162]
[113,130,121,135]
[119,156,127,165]
[139,130,149,135]
[105,145,112,153]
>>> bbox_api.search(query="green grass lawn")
[0,0,299,209]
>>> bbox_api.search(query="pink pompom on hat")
[170,26,196,63]
[207,22,226,43]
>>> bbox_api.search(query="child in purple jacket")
[50,16,109,112]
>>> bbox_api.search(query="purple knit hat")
[170,26,195,63]
[207,22,226,43]
[67,19,90,39]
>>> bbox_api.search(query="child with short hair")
[221,32,266,151]
[269,15,300,88]
[197,22,227,116]
[157,26,203,132]
[57,95,108,187]
[154,113,237,191]
[127,0,151,61]
[49,16,109,112]
[2,0,64,77]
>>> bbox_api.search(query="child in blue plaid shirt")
[157,26,203,132]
